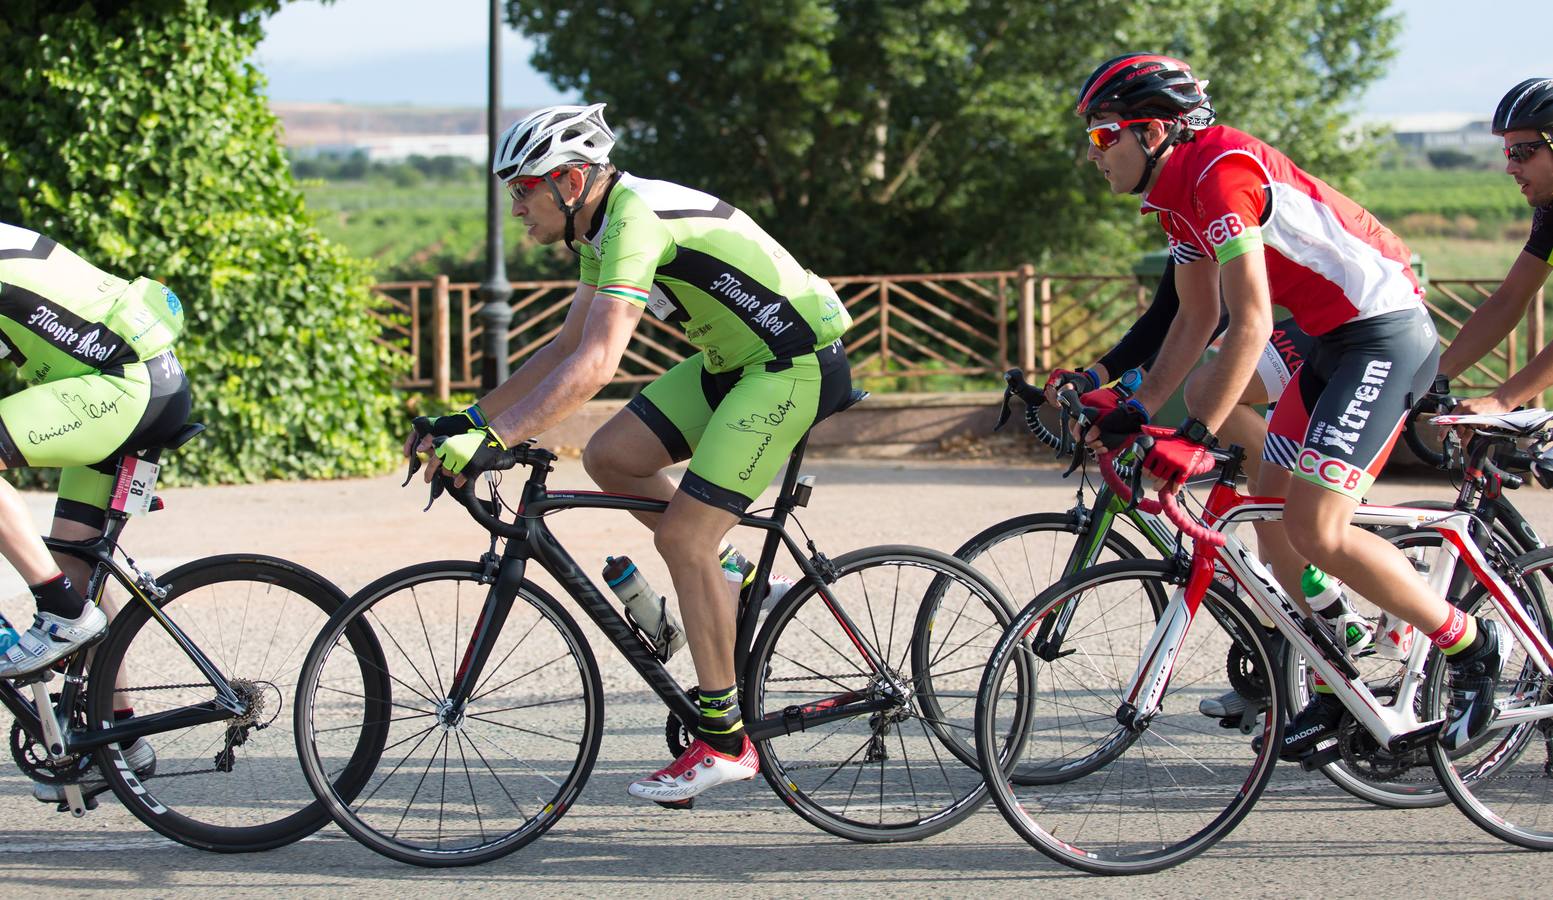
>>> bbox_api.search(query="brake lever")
[994,387,1015,432]
[423,474,447,512]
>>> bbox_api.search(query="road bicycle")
[955,372,1540,808]
[3,422,386,852]
[293,394,1030,867]
[973,412,1553,874]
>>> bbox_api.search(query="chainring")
[10,718,90,786]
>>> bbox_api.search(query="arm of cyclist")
[1439,250,1552,382]
[1086,256,1221,448]
[407,283,599,459]
[1187,249,1273,433]
[1455,337,1553,415]
[424,293,642,483]
[1043,257,1179,407]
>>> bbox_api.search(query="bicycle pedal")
[653,798,693,811]
[1298,742,1342,772]
[52,795,97,815]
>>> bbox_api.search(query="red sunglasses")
[1085,119,1157,151]
[505,163,591,202]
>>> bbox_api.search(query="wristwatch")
[1116,367,1144,397]
[1176,417,1217,447]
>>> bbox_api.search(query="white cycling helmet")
[493,102,615,182]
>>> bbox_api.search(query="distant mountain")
[273,102,538,147]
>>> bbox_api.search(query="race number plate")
[109,458,160,516]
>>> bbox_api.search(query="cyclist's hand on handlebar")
[1043,368,1099,407]
[1087,399,1149,451]
[1142,420,1217,483]
[431,427,510,487]
[405,407,486,461]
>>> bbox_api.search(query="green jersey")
[0,223,184,386]
[578,173,850,373]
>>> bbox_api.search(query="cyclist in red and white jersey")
[1439,78,1553,408]
[1075,53,1505,756]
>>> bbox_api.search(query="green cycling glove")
[434,426,509,476]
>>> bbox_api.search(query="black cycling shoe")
[1442,619,1506,751]
[1276,694,1344,761]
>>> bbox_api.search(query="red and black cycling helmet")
[1076,53,1212,195]
[1492,78,1553,135]
[1076,53,1210,122]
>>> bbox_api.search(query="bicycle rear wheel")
[747,545,1027,842]
[976,559,1283,875]
[89,555,377,852]
[295,562,603,867]
[1425,546,1553,850]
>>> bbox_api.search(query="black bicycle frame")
[0,514,244,755]
[443,436,898,741]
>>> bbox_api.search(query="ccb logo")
[1296,448,1363,492]
[1205,213,1245,247]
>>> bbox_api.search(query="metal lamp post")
[478,0,513,389]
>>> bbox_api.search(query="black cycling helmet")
[1492,78,1553,135]
[1076,53,1212,195]
[1076,53,1210,122]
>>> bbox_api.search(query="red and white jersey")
[1142,126,1422,336]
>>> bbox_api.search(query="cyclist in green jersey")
[411,104,854,805]
[1439,79,1553,411]
[0,223,189,694]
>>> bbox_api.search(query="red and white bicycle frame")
[1121,477,1553,750]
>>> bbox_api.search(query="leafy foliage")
[506,0,1399,275]
[0,0,403,486]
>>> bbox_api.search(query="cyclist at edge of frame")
[409,103,854,807]
[0,221,191,798]
[1437,78,1553,414]
[1071,52,1505,759]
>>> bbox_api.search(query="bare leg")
[582,410,677,531]
[1283,479,1452,631]
[0,474,64,587]
[654,495,740,690]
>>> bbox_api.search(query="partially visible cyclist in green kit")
[409,104,853,806]
[0,222,190,691]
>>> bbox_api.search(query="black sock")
[31,573,84,619]
[696,685,745,756]
[114,707,136,751]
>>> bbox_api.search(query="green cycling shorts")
[0,352,191,529]
[627,340,852,514]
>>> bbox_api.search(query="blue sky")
[253,0,1547,117]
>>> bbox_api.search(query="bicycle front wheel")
[295,561,603,868]
[976,559,1283,875]
[89,555,371,852]
[747,545,1027,843]
[953,511,1166,785]
[1425,546,1553,850]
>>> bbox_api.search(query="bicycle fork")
[1116,554,1218,731]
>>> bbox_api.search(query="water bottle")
[1301,565,1372,658]
[603,556,686,660]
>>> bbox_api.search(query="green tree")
[506,0,1399,274]
[0,0,404,485]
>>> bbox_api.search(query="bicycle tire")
[976,559,1283,875]
[295,561,603,868]
[1425,545,1553,850]
[951,511,1167,784]
[746,545,1027,843]
[90,554,378,852]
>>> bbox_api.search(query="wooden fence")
[373,271,1543,402]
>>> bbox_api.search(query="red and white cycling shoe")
[628,736,759,808]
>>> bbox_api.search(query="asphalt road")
[2,456,1551,896]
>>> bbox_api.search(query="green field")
[302,168,1537,283]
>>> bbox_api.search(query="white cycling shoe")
[0,606,108,680]
[31,738,157,805]
[628,736,759,807]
